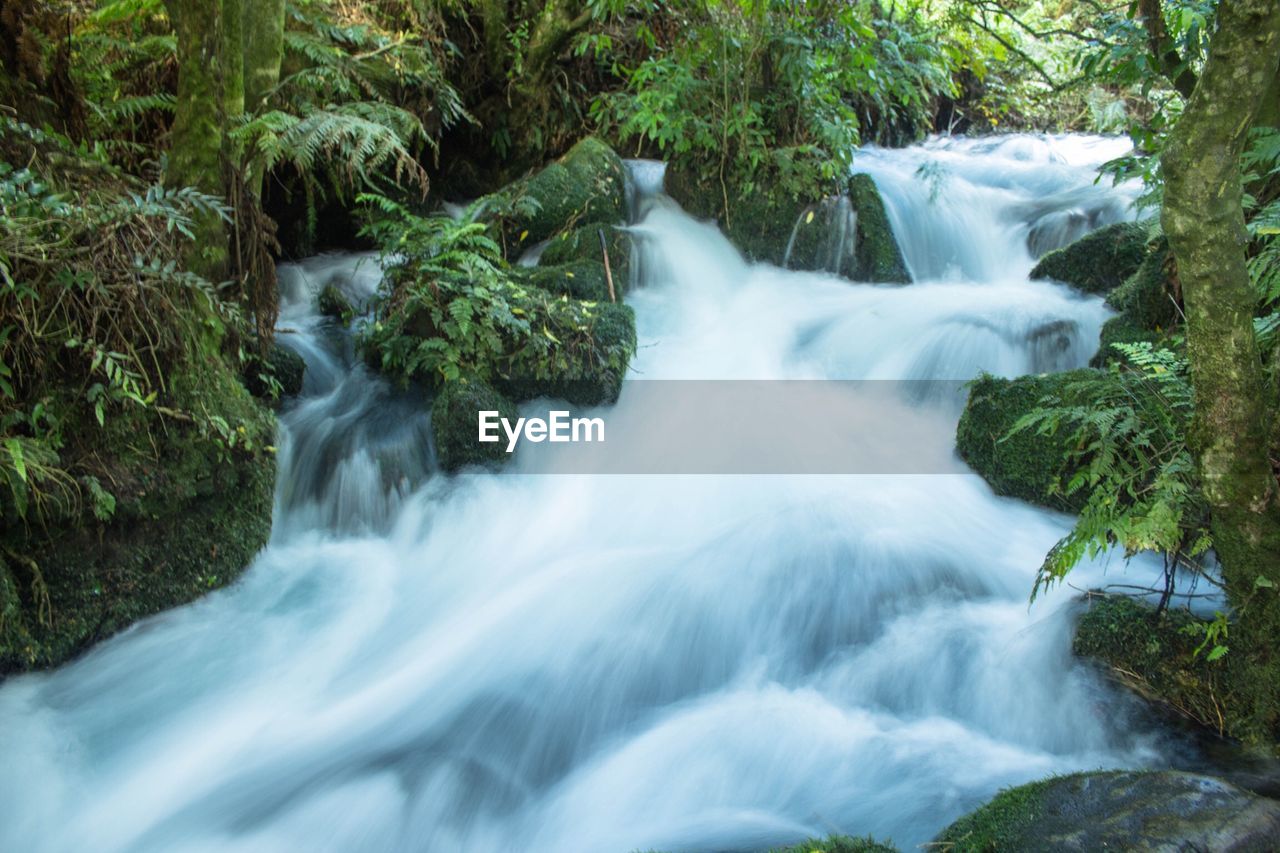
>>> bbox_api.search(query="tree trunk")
[1161,0,1280,745]
[242,0,286,196]
[165,0,228,280]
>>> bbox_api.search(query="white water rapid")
[1,135,1195,852]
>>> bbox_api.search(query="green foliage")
[1007,343,1210,601]
[593,1,956,205]
[358,195,635,402]
[769,836,898,853]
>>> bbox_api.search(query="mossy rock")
[956,371,1098,512]
[1030,222,1150,295]
[539,224,632,295]
[1107,238,1182,332]
[513,260,614,302]
[0,446,274,674]
[1089,316,1166,368]
[934,770,1280,851]
[770,836,898,853]
[496,301,636,406]
[477,137,628,259]
[1074,594,1235,737]
[318,283,354,320]
[430,379,518,472]
[665,162,909,283]
[244,341,306,399]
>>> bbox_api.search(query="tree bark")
[1136,0,1198,100]
[1162,0,1280,744]
[242,0,284,115]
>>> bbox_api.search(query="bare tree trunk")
[1162,0,1280,744]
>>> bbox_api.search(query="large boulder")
[934,771,1280,851]
[664,162,910,284]
[495,301,636,406]
[955,371,1095,512]
[431,379,519,473]
[475,137,628,259]
[538,223,632,295]
[1030,222,1149,295]
[1107,237,1182,332]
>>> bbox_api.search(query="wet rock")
[539,224,632,294]
[1030,221,1149,295]
[244,342,305,399]
[318,283,354,320]
[934,770,1280,852]
[431,379,518,473]
[1107,237,1182,332]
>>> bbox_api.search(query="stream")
[0,135,1205,852]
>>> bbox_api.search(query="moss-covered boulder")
[1074,594,1233,736]
[934,771,1280,851]
[539,224,632,295]
[956,371,1097,512]
[495,301,636,406]
[771,837,898,853]
[1089,316,1166,368]
[664,163,909,283]
[430,379,518,473]
[1030,222,1149,295]
[0,367,276,675]
[476,137,628,259]
[244,341,305,399]
[318,283,354,320]
[1107,238,1182,332]
[514,260,614,302]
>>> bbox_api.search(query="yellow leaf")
[565,272,575,278]
[520,230,529,241]
[805,210,815,224]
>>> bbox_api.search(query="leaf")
[1206,646,1228,662]
[4,438,27,483]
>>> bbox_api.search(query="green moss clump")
[846,173,910,284]
[318,284,354,320]
[933,776,1055,851]
[665,163,909,283]
[514,260,614,302]
[478,137,628,258]
[496,301,636,406]
[956,371,1098,512]
[244,342,306,398]
[539,224,632,294]
[431,379,518,472]
[1090,316,1166,368]
[1107,238,1182,332]
[1030,221,1150,295]
[1073,594,1232,735]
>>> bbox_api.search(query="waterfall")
[0,135,1189,853]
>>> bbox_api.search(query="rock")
[495,301,636,406]
[539,224,632,294]
[318,283,354,320]
[1030,222,1149,295]
[1107,238,1182,332]
[243,341,305,399]
[934,770,1280,851]
[1090,316,1165,368]
[1073,594,1230,736]
[773,837,898,853]
[955,371,1094,512]
[0,366,276,674]
[513,259,614,302]
[476,137,628,259]
[431,379,519,472]
[665,162,909,283]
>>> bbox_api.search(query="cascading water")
[0,135,1195,852]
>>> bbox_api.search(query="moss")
[431,378,518,472]
[496,301,636,406]
[955,371,1097,512]
[935,771,1280,851]
[513,260,614,302]
[934,776,1055,851]
[244,341,305,398]
[318,283,354,320]
[665,163,909,283]
[479,137,628,258]
[1107,237,1182,332]
[1074,594,1235,736]
[539,224,632,294]
[1090,316,1166,368]
[0,355,277,675]
[846,173,910,284]
[1030,221,1150,295]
